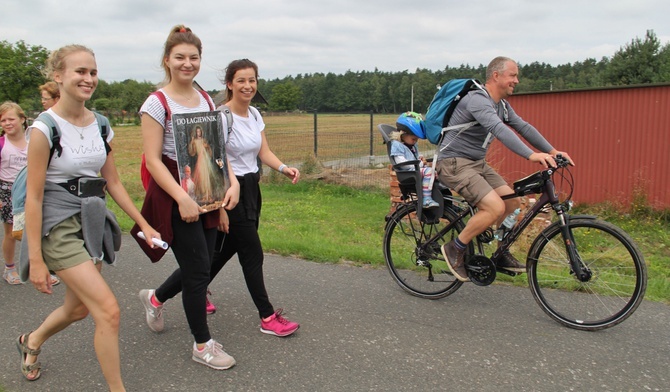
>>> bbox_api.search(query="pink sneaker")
[260,309,300,337]
[206,289,217,315]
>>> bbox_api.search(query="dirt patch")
[304,166,391,189]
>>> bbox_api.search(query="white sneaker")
[139,289,164,332]
[192,339,236,370]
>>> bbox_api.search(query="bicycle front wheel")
[527,218,647,331]
[383,204,464,299]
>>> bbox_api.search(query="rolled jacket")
[19,181,122,282]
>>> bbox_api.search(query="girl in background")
[0,102,29,284]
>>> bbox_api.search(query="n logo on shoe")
[202,353,214,363]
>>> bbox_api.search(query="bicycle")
[379,125,647,331]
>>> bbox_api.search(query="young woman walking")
[208,59,300,337]
[17,44,159,391]
[136,25,239,370]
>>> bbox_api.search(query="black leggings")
[209,210,274,319]
[155,205,217,344]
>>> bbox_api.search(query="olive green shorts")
[436,157,508,206]
[42,214,96,272]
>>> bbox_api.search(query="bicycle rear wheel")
[383,204,464,299]
[527,218,647,330]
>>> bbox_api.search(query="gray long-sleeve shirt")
[437,89,554,161]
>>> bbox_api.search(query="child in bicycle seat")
[390,112,439,209]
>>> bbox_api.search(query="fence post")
[313,109,318,157]
[369,111,374,166]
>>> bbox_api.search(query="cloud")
[4,0,669,90]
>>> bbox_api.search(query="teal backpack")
[424,78,484,145]
[11,111,110,240]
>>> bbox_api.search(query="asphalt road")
[1,234,668,391]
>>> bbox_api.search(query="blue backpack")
[11,111,110,240]
[424,78,484,145]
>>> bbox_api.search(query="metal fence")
[259,111,435,189]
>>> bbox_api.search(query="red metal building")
[488,83,670,209]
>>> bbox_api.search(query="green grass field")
[107,116,669,304]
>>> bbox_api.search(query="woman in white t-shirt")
[16,44,159,390]
[209,59,301,337]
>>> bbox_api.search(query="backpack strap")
[35,112,62,161]
[151,91,172,122]
[219,106,235,141]
[92,111,112,154]
[248,106,259,121]
[197,89,215,111]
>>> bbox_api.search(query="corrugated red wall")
[487,84,670,209]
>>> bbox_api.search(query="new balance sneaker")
[139,289,164,332]
[192,339,236,370]
[206,291,217,315]
[495,250,526,273]
[440,240,469,282]
[260,309,300,337]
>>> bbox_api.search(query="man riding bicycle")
[435,56,574,282]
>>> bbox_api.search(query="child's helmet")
[396,111,426,139]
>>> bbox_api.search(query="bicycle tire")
[527,218,647,331]
[383,204,465,299]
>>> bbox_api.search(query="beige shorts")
[436,157,508,206]
[42,214,96,272]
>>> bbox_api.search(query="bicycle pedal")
[495,267,520,277]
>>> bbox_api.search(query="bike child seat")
[378,124,445,223]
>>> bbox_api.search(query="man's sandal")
[16,332,41,381]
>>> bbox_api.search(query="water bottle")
[494,208,521,241]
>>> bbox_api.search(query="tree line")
[2,30,669,120]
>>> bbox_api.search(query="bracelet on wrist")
[278,164,287,173]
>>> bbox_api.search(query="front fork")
[556,211,592,282]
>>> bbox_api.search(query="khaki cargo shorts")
[435,157,508,206]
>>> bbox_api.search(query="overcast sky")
[4,0,669,90]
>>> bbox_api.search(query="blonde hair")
[43,45,95,80]
[0,101,27,133]
[161,24,202,84]
[390,131,403,141]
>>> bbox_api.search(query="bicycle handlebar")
[553,154,570,169]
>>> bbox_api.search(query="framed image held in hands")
[172,110,230,212]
